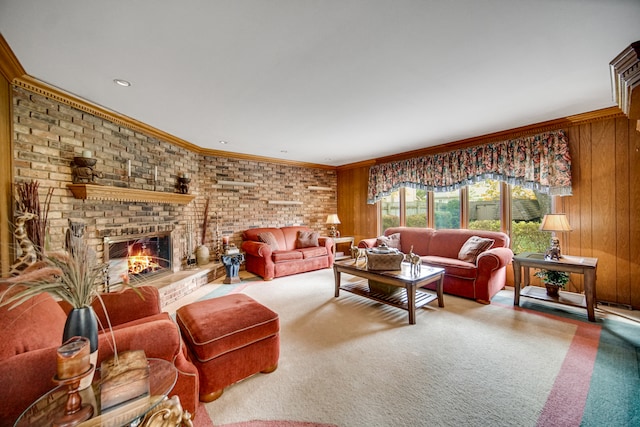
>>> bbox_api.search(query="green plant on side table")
[534,269,570,297]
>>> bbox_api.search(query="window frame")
[379,182,540,240]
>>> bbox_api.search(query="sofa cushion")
[298,246,328,259]
[376,233,401,249]
[295,230,319,248]
[272,250,304,262]
[258,232,280,251]
[0,286,67,360]
[422,256,477,279]
[458,236,495,263]
[243,228,288,250]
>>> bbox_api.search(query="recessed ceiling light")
[113,79,131,87]
[219,140,228,145]
[280,150,288,153]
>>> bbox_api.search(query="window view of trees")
[379,180,553,254]
[381,190,400,229]
[434,190,460,229]
[510,186,550,254]
[405,188,427,227]
[468,180,500,232]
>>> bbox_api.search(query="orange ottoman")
[176,294,280,402]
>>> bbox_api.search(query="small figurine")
[350,244,366,265]
[545,237,562,260]
[406,245,421,275]
[177,175,191,194]
[72,157,102,183]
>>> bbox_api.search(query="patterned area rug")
[190,269,639,427]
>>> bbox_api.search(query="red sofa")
[0,285,199,426]
[242,226,334,280]
[359,227,513,304]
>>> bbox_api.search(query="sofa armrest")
[241,240,273,258]
[0,346,59,426]
[58,286,162,328]
[477,247,513,270]
[97,317,183,362]
[318,237,335,264]
[358,238,377,249]
[96,286,161,327]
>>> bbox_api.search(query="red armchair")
[0,285,198,426]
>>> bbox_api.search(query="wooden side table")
[512,252,598,321]
[331,236,355,261]
[15,359,191,427]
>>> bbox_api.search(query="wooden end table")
[512,252,598,321]
[331,236,355,261]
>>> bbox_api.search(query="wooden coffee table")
[333,259,445,324]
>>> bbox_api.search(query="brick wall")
[11,86,337,270]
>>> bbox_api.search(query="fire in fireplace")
[104,231,172,287]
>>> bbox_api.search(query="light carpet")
[189,269,638,427]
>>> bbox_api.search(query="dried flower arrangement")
[14,180,53,256]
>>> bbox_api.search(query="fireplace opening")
[104,231,172,287]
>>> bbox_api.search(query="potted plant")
[534,269,570,297]
[1,227,140,388]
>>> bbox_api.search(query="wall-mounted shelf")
[307,186,332,191]
[67,184,195,204]
[268,200,303,205]
[217,180,257,187]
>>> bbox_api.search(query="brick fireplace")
[103,230,173,289]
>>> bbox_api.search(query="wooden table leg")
[584,268,596,322]
[334,268,341,297]
[407,284,416,325]
[436,274,444,307]
[513,260,521,306]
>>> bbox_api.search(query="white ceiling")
[1,1,639,166]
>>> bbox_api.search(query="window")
[405,188,427,227]
[434,190,460,229]
[380,190,400,230]
[510,186,551,254]
[468,180,501,232]
[378,180,557,251]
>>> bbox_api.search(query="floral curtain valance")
[367,130,572,204]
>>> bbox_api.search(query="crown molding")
[0,33,26,82]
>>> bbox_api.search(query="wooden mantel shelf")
[67,184,195,204]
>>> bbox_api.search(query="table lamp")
[539,213,572,260]
[326,214,341,237]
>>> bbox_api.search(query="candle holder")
[51,365,94,427]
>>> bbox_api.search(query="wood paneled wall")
[562,118,640,308]
[336,163,378,245]
[338,116,640,309]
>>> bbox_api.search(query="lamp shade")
[325,214,341,225]
[539,214,572,232]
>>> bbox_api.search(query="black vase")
[63,307,98,353]
[63,307,99,389]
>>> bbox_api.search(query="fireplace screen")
[104,232,172,287]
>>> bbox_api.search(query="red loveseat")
[242,226,334,280]
[359,227,513,304]
[0,285,199,426]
